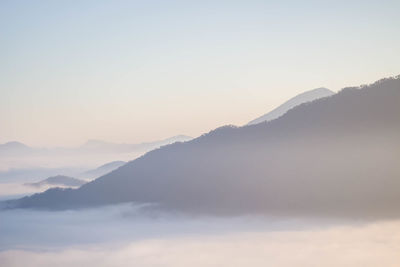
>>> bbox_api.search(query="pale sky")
[1,0,399,147]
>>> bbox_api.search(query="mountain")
[0,141,32,156]
[247,88,335,125]
[0,135,192,157]
[25,175,86,188]
[0,162,124,185]
[81,161,126,179]
[0,135,192,175]
[78,135,193,154]
[0,167,86,183]
[7,76,400,218]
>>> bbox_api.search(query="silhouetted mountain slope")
[8,76,400,218]
[25,175,86,188]
[247,88,334,125]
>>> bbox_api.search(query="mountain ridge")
[81,161,126,179]
[25,175,86,188]
[247,87,334,125]
[0,135,193,154]
[6,76,400,218]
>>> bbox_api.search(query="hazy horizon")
[0,134,193,149]
[1,0,400,147]
[1,1,400,267]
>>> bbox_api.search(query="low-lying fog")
[0,183,82,201]
[1,204,399,267]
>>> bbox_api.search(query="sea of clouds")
[1,203,399,267]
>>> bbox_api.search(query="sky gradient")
[1,0,399,146]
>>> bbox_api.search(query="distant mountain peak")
[81,160,127,179]
[247,87,335,125]
[25,175,86,188]
[1,141,29,148]
[0,141,32,154]
[296,87,332,96]
[7,75,400,217]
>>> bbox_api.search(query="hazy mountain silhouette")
[81,161,126,179]
[78,135,192,153]
[25,175,86,188]
[0,135,192,177]
[7,76,400,218]
[0,167,86,183]
[0,161,124,184]
[0,135,193,157]
[247,88,334,125]
[0,141,33,156]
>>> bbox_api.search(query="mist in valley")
[1,77,399,267]
[1,204,400,267]
[2,0,400,266]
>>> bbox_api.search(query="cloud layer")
[1,205,399,267]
